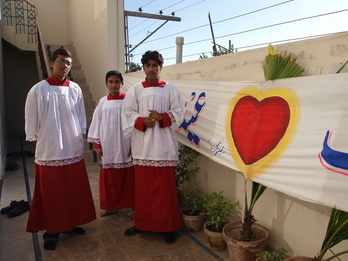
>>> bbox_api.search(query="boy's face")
[143,59,162,83]
[50,55,72,80]
[105,75,123,96]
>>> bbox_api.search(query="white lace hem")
[103,161,133,169]
[133,159,178,167]
[35,156,83,166]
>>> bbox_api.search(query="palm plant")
[262,44,305,81]
[314,207,348,261]
[241,180,267,241]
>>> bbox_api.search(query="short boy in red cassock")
[88,70,134,217]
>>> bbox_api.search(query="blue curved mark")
[180,92,206,147]
[318,130,348,175]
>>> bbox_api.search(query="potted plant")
[256,247,288,261]
[181,187,207,233]
[285,207,348,261]
[203,191,239,251]
[222,180,270,261]
[176,145,200,199]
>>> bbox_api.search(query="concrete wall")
[128,32,348,82]
[127,32,348,258]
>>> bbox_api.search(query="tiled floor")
[0,137,231,261]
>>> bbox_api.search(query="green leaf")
[318,207,348,260]
[249,182,267,214]
[262,44,305,80]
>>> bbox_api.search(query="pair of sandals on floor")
[124,226,176,245]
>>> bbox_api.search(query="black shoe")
[43,232,59,250]
[7,201,30,217]
[124,226,141,237]
[62,227,85,234]
[1,200,24,214]
[162,232,176,245]
[44,241,56,251]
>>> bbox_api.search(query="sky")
[124,0,348,66]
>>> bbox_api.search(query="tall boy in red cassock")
[25,48,96,251]
[122,51,186,244]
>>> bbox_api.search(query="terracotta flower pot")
[181,209,205,233]
[222,221,270,261]
[203,222,227,251]
[284,257,314,261]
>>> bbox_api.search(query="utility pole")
[208,12,218,56]
[124,10,181,72]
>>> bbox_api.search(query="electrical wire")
[173,0,206,13]
[132,8,348,57]
[139,0,155,10]
[129,0,185,32]
[131,20,161,37]
[162,0,185,11]
[129,0,210,39]
[139,0,294,43]
[172,31,348,61]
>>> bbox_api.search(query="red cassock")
[99,167,135,210]
[134,166,182,232]
[27,160,96,234]
[25,75,96,234]
[121,79,186,232]
[88,93,135,211]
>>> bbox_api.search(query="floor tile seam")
[18,137,43,261]
[179,228,222,260]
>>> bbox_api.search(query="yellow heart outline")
[225,85,300,179]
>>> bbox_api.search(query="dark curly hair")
[141,51,164,66]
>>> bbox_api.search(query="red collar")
[46,75,70,86]
[142,79,166,88]
[107,92,125,100]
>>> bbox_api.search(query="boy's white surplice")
[88,96,132,168]
[122,82,185,167]
[25,80,86,166]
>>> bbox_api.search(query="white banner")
[124,73,348,212]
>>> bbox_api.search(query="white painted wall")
[127,32,348,259]
[29,0,68,45]
[65,0,125,102]
[29,0,124,102]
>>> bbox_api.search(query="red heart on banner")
[231,96,290,165]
